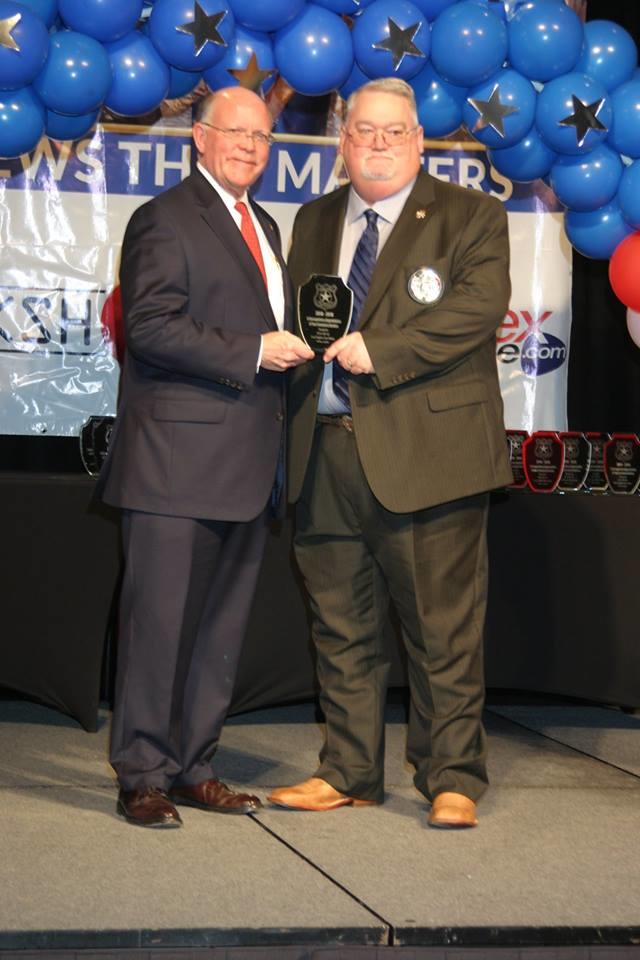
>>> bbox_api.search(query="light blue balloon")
[575,21,638,94]
[274,5,354,96]
[550,144,623,212]
[617,160,640,230]
[536,72,611,156]
[0,86,45,157]
[565,200,634,260]
[353,0,430,82]
[203,26,274,93]
[229,0,305,32]
[45,107,99,140]
[33,31,112,116]
[167,66,202,98]
[105,31,170,117]
[59,0,143,43]
[508,0,583,82]
[150,0,236,72]
[0,0,49,90]
[16,0,58,28]
[339,61,370,101]
[411,61,467,138]
[488,127,557,182]
[608,79,640,160]
[431,1,508,87]
[463,67,536,148]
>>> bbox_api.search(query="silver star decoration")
[372,18,425,71]
[177,2,227,57]
[559,95,607,148]
[0,12,21,52]
[467,85,519,137]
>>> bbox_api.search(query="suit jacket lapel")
[250,198,294,332]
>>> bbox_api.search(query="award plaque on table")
[506,430,528,488]
[558,432,591,493]
[522,431,564,493]
[584,432,610,493]
[603,434,640,495]
[79,415,115,477]
[297,275,353,354]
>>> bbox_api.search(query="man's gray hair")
[344,78,419,126]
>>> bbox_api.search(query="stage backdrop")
[0,123,571,437]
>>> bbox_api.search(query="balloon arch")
[1,0,640,327]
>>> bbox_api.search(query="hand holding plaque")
[297,275,353,354]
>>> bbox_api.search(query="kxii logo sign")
[497,310,567,376]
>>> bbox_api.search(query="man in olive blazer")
[269,78,512,828]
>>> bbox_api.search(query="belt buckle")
[340,415,354,433]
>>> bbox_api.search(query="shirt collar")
[346,176,418,227]
[197,161,248,212]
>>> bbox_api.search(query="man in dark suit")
[268,78,512,828]
[98,87,313,828]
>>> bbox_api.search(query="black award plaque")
[523,431,564,493]
[584,432,610,493]
[604,434,640,495]
[558,431,591,492]
[297,274,353,353]
[506,429,528,488]
[79,415,115,477]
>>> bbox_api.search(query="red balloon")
[100,285,125,365]
[609,232,640,312]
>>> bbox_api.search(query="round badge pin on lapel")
[408,267,444,304]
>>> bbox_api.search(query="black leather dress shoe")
[169,778,262,814]
[117,787,182,828]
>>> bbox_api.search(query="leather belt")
[316,414,354,433]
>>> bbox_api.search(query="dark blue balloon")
[575,20,637,94]
[508,0,583,82]
[536,72,611,156]
[617,160,640,229]
[0,86,45,157]
[167,65,202,97]
[203,26,274,93]
[33,31,112,116]
[431,1,508,87]
[59,0,143,43]
[463,67,536,148]
[274,5,353,97]
[105,31,170,117]
[550,144,623,212]
[488,127,557,182]
[17,0,58,28]
[339,61,370,101]
[229,0,305,32]
[608,79,640,160]
[410,61,467,138]
[353,0,430,82]
[0,1,49,90]
[150,0,235,72]
[565,200,634,259]
[45,107,99,140]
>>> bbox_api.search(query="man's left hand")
[323,332,375,375]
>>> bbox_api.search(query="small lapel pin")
[416,209,427,219]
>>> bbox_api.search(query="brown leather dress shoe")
[168,779,262,814]
[267,777,378,811]
[117,787,182,828]
[428,791,478,829]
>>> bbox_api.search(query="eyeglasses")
[199,122,274,147]
[345,124,419,147]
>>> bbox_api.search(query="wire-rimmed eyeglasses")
[345,124,419,148]
[198,121,274,147]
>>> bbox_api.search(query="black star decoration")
[467,85,519,137]
[558,94,607,148]
[228,52,275,93]
[0,12,21,52]
[177,2,227,57]
[373,18,426,71]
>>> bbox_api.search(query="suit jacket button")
[276,411,284,421]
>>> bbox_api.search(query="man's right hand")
[260,331,315,371]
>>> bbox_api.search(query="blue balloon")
[313,0,367,12]
[463,67,536,148]
[167,66,202,98]
[339,61,370,101]
[617,160,640,230]
[550,144,623,212]
[45,107,99,140]
[274,5,353,97]
[488,127,557,182]
[0,1,49,90]
[411,0,458,19]
[150,0,235,72]
[608,79,640,160]
[410,62,467,138]
[228,0,305,32]
[0,86,45,157]
[33,31,112,116]
[431,1,508,87]
[536,72,611,156]
[565,200,634,260]
[16,0,58,28]
[105,31,170,116]
[203,26,274,93]
[508,0,583,82]
[575,21,638,94]
[353,0,430,82]
[59,0,143,43]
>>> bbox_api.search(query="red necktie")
[235,200,267,288]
